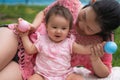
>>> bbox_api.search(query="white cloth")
[73,67,120,80]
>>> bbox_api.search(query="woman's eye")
[82,12,86,20]
[87,26,93,32]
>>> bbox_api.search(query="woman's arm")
[31,1,58,31]
[32,11,44,30]
[90,44,111,78]
[90,55,111,77]
[73,42,111,77]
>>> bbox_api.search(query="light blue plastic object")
[104,41,118,54]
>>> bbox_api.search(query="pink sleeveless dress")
[8,0,112,80]
[34,26,75,80]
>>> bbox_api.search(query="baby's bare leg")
[0,61,22,80]
[0,27,18,70]
[66,73,84,80]
[28,73,44,80]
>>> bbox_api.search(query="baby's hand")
[17,18,30,32]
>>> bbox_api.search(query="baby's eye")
[62,28,67,30]
[52,26,57,29]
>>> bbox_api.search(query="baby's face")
[76,6,101,35]
[46,14,70,43]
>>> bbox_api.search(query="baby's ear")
[91,0,96,3]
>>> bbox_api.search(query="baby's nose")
[56,29,62,33]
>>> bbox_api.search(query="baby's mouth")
[55,35,61,38]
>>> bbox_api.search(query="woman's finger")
[97,43,104,57]
[90,44,96,56]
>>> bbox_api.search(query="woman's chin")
[77,30,87,36]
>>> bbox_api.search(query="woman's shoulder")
[69,29,103,45]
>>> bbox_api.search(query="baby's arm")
[20,33,38,54]
[73,42,105,56]
[72,42,91,54]
[17,18,37,54]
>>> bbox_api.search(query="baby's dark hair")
[45,5,73,29]
[85,0,120,40]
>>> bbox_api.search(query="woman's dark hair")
[45,5,73,29]
[84,0,120,41]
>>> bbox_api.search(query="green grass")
[0,5,46,24]
[112,27,120,66]
[0,5,120,66]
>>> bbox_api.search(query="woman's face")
[76,6,102,35]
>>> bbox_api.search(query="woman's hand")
[90,42,110,77]
[90,42,106,61]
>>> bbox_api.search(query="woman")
[0,0,120,80]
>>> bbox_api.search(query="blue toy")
[104,41,118,54]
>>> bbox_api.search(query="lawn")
[112,27,120,66]
[0,5,46,24]
[0,5,120,66]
